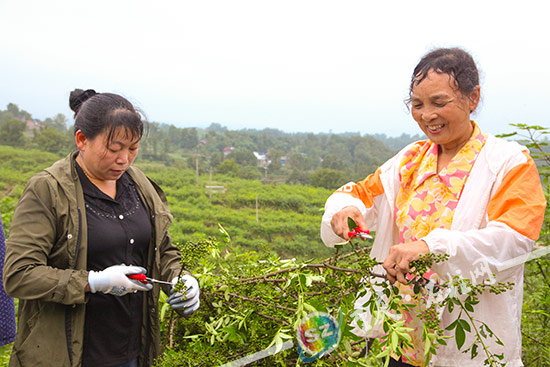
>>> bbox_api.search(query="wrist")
[87,270,101,293]
[419,239,430,253]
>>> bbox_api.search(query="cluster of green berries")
[488,281,515,295]
[357,256,380,272]
[179,237,217,270]
[173,280,188,294]
[410,253,449,275]
[420,305,441,330]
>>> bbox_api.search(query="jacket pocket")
[13,302,70,367]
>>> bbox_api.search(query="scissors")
[348,227,372,240]
[127,273,173,285]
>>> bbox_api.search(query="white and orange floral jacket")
[321,132,546,366]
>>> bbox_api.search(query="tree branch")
[207,291,297,313]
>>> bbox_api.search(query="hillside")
[0,146,335,260]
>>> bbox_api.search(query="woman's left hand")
[382,240,430,284]
[167,275,200,315]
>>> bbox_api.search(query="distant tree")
[372,132,424,152]
[167,125,183,148]
[6,103,20,116]
[321,153,344,170]
[288,152,317,171]
[182,128,199,149]
[209,151,223,168]
[65,128,77,151]
[286,169,310,185]
[0,119,26,147]
[216,159,240,177]
[267,148,283,172]
[33,126,66,153]
[238,166,262,180]
[206,123,227,133]
[43,113,68,132]
[140,122,171,161]
[0,110,15,125]
[6,103,32,121]
[309,168,346,190]
[226,149,257,166]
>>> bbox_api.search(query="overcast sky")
[1,0,548,137]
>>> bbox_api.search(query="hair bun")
[69,89,98,115]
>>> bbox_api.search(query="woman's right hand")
[330,206,368,240]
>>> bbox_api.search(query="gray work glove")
[88,264,153,296]
[167,275,200,315]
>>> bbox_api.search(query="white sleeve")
[320,191,369,247]
[423,221,534,282]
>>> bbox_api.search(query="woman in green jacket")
[3,89,200,367]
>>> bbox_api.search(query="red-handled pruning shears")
[348,227,372,240]
[127,274,173,285]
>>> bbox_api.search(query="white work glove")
[166,275,200,315]
[88,264,153,296]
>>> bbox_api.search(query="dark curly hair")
[407,48,480,105]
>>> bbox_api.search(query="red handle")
[128,273,148,284]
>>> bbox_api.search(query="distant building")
[253,151,270,166]
[25,120,42,131]
[223,146,234,158]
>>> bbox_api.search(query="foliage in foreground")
[503,124,550,367]
[158,224,515,367]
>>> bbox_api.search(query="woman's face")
[75,127,139,182]
[410,70,480,154]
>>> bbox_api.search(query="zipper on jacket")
[144,213,156,366]
[65,207,82,367]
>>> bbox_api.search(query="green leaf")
[159,302,170,322]
[375,348,391,361]
[470,343,478,359]
[391,332,399,351]
[299,274,307,287]
[424,337,432,356]
[479,326,487,338]
[455,324,466,350]
[458,319,471,333]
[445,319,458,331]
[483,323,495,337]
[495,132,518,138]
[303,302,316,313]
[447,301,454,313]
[218,223,231,243]
[348,217,358,230]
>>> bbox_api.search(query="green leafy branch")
[163,226,514,366]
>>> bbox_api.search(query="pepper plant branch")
[253,310,290,326]
[207,291,297,313]
[239,262,386,285]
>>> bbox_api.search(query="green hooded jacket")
[3,152,182,367]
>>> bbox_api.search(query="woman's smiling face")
[410,70,480,154]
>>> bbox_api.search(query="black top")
[76,163,152,367]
